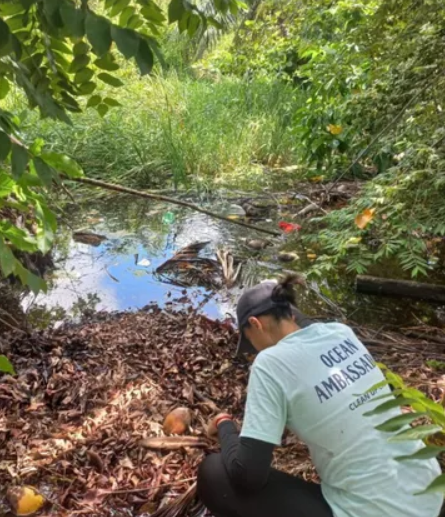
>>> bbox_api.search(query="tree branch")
[69,176,281,236]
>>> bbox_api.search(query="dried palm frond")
[150,483,203,517]
[156,242,211,273]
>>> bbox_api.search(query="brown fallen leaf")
[138,501,157,515]
[73,231,107,246]
[87,450,104,472]
[182,383,194,404]
[119,455,135,469]
[139,436,209,450]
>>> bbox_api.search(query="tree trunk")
[356,275,445,303]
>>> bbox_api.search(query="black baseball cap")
[236,280,313,355]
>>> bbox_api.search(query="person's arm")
[217,419,274,491]
[214,357,287,491]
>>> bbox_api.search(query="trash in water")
[278,222,302,233]
[226,204,246,217]
[155,241,241,289]
[73,231,107,246]
[278,252,299,262]
[162,212,175,224]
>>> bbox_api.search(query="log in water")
[356,275,445,303]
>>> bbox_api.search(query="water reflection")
[22,197,442,329]
[23,198,250,324]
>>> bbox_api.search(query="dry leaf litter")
[0,305,444,516]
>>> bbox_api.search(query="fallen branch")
[99,477,197,496]
[139,436,210,450]
[296,203,327,217]
[356,275,445,303]
[402,331,445,345]
[70,177,281,236]
[0,316,27,334]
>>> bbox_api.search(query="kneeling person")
[197,275,442,517]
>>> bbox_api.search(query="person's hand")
[207,413,232,439]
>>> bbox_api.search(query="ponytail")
[271,273,300,306]
[242,274,303,329]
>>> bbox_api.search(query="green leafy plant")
[0,355,15,375]
[426,361,445,372]
[0,135,81,293]
[209,0,445,277]
[366,364,445,495]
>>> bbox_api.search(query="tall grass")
[19,73,298,190]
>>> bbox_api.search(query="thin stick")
[100,476,197,495]
[293,193,328,215]
[69,177,281,236]
[0,307,23,327]
[0,315,26,334]
[40,465,76,484]
[60,182,77,204]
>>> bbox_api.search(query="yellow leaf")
[310,175,325,183]
[355,208,376,230]
[7,486,45,516]
[347,237,362,245]
[307,253,317,260]
[327,124,343,135]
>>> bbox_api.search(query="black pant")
[197,454,334,517]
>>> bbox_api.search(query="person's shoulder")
[253,341,293,371]
[252,349,274,367]
[252,346,284,371]
[318,321,355,335]
[318,321,364,348]
[251,350,287,389]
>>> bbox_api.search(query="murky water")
[22,196,443,329]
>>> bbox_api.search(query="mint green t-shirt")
[240,322,442,517]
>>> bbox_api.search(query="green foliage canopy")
[208,0,445,277]
[0,0,244,292]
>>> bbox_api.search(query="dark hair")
[271,273,299,306]
[243,274,300,328]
